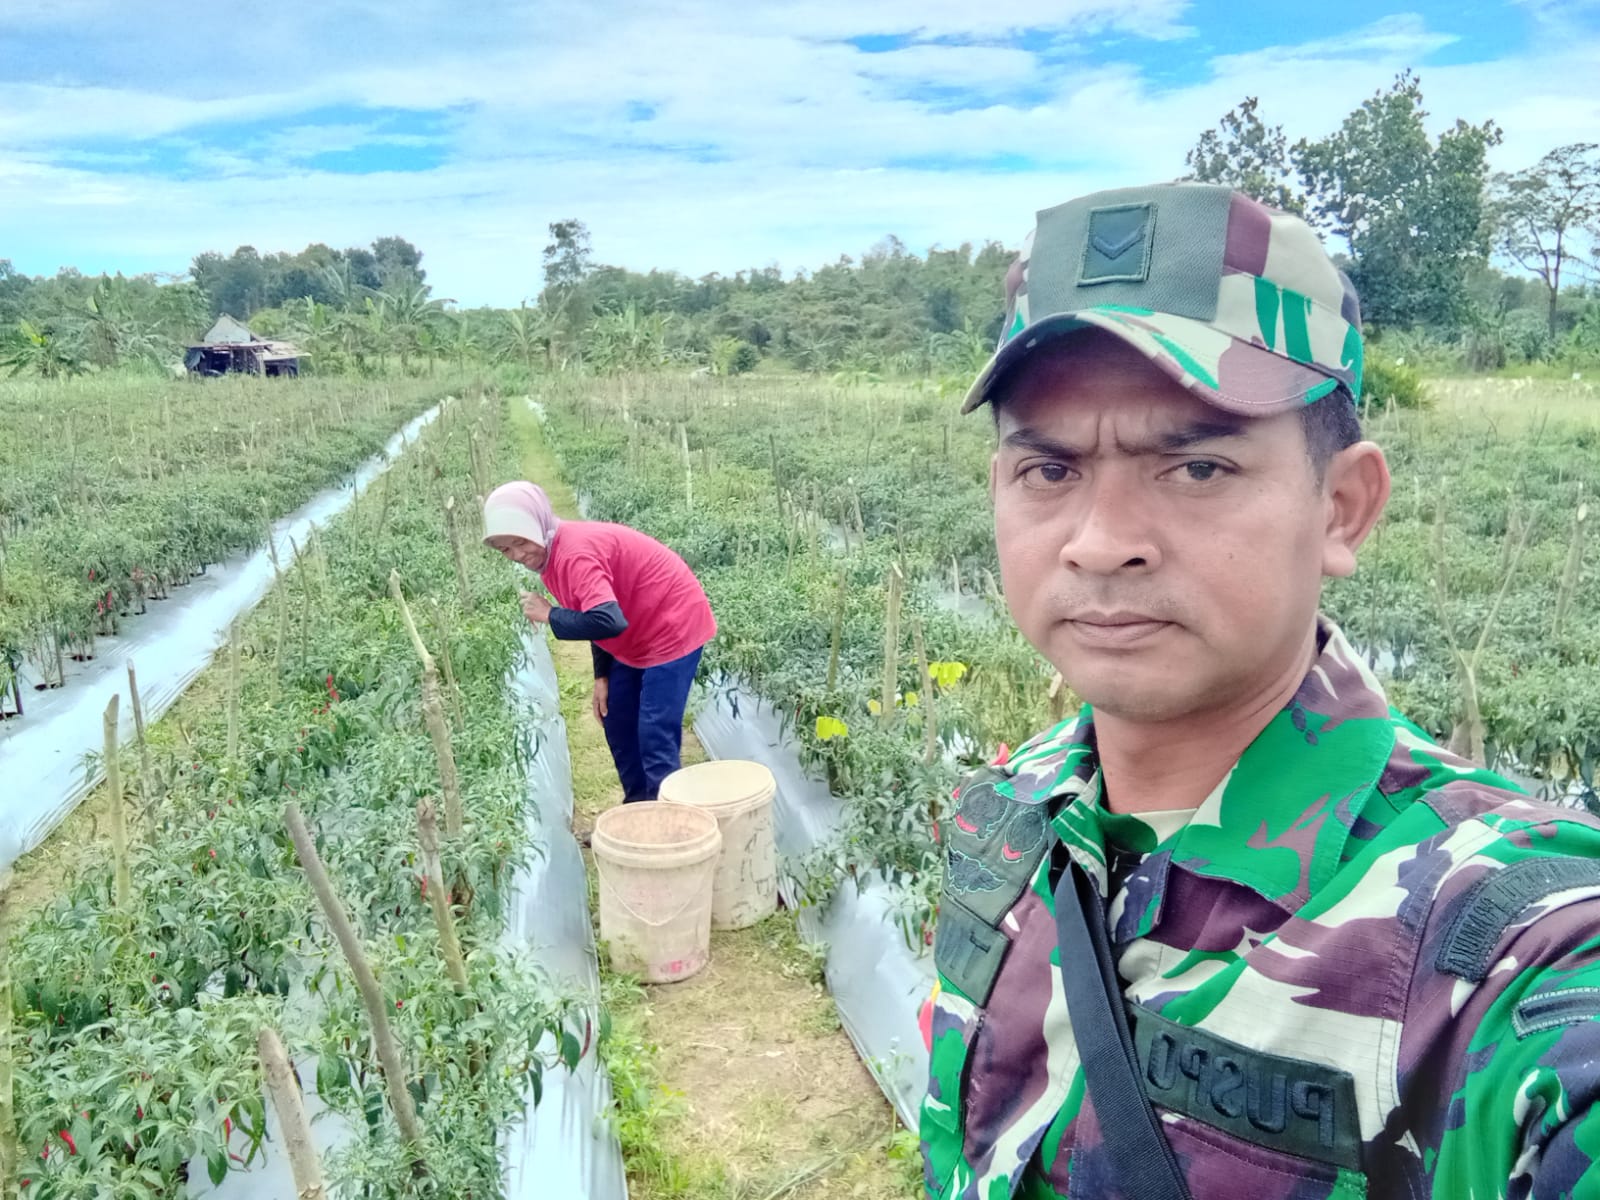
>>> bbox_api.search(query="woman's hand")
[520,591,553,625]
[592,677,609,723]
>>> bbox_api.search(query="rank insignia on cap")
[1080,202,1155,285]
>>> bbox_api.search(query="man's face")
[485,535,547,571]
[991,332,1359,725]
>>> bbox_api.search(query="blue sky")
[2,1,1597,306]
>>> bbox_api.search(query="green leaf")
[316,1053,349,1097]
[207,1147,229,1187]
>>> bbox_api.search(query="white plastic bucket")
[658,760,778,930]
[591,801,721,983]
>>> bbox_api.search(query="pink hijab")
[482,481,562,549]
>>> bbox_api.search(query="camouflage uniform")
[924,618,1600,1199]
[925,185,1600,1197]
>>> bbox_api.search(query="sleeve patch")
[1513,987,1600,1039]
[1436,857,1600,982]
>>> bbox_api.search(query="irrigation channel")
[0,404,444,873]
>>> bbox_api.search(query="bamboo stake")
[1553,491,1588,640]
[428,599,465,731]
[0,886,15,1187]
[374,467,394,537]
[880,563,903,726]
[226,619,241,765]
[257,1028,327,1200]
[826,567,847,693]
[682,425,694,512]
[417,800,469,992]
[264,512,289,683]
[389,572,463,835]
[283,803,426,1155]
[443,496,472,611]
[126,660,153,805]
[103,696,131,910]
[913,618,938,766]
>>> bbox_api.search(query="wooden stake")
[427,599,465,731]
[126,660,153,804]
[417,800,469,992]
[1554,491,1588,640]
[257,1027,327,1200]
[443,496,472,611]
[389,573,463,835]
[283,803,426,1155]
[913,618,937,767]
[226,619,241,765]
[0,887,15,1187]
[880,563,903,726]
[826,567,847,693]
[103,695,131,910]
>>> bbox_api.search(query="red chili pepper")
[395,999,403,1009]
[223,1116,232,1139]
[59,1131,77,1156]
[135,1106,143,1121]
[420,876,428,898]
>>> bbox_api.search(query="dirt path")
[512,400,922,1200]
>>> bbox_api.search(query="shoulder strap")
[1053,864,1192,1199]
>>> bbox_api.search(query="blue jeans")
[601,647,703,803]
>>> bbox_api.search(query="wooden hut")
[185,315,302,377]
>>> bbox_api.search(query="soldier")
[921,183,1600,1198]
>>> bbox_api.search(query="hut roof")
[201,314,256,345]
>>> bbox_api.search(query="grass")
[1423,375,1599,428]
[510,395,922,1200]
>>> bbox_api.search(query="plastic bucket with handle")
[658,760,778,930]
[591,801,722,983]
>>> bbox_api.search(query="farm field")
[1,382,584,1197]
[2,368,1594,1199]
[0,374,452,708]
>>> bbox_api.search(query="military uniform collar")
[1004,618,1400,920]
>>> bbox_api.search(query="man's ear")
[1321,442,1391,579]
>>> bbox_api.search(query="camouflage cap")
[962,183,1364,416]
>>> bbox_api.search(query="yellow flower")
[903,690,919,708]
[867,698,882,716]
[928,661,968,689]
[815,715,849,741]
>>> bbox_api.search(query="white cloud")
[2,4,1597,304]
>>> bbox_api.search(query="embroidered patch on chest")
[1132,1005,1362,1170]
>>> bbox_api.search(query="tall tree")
[372,236,426,290]
[542,220,593,293]
[1294,72,1502,328]
[1185,96,1304,212]
[1492,143,1600,336]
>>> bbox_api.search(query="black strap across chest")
[1052,863,1193,1199]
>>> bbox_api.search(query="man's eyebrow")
[1000,418,1249,459]
[1000,427,1082,458]
[1142,418,1249,454]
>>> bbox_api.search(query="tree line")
[3,72,1597,381]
